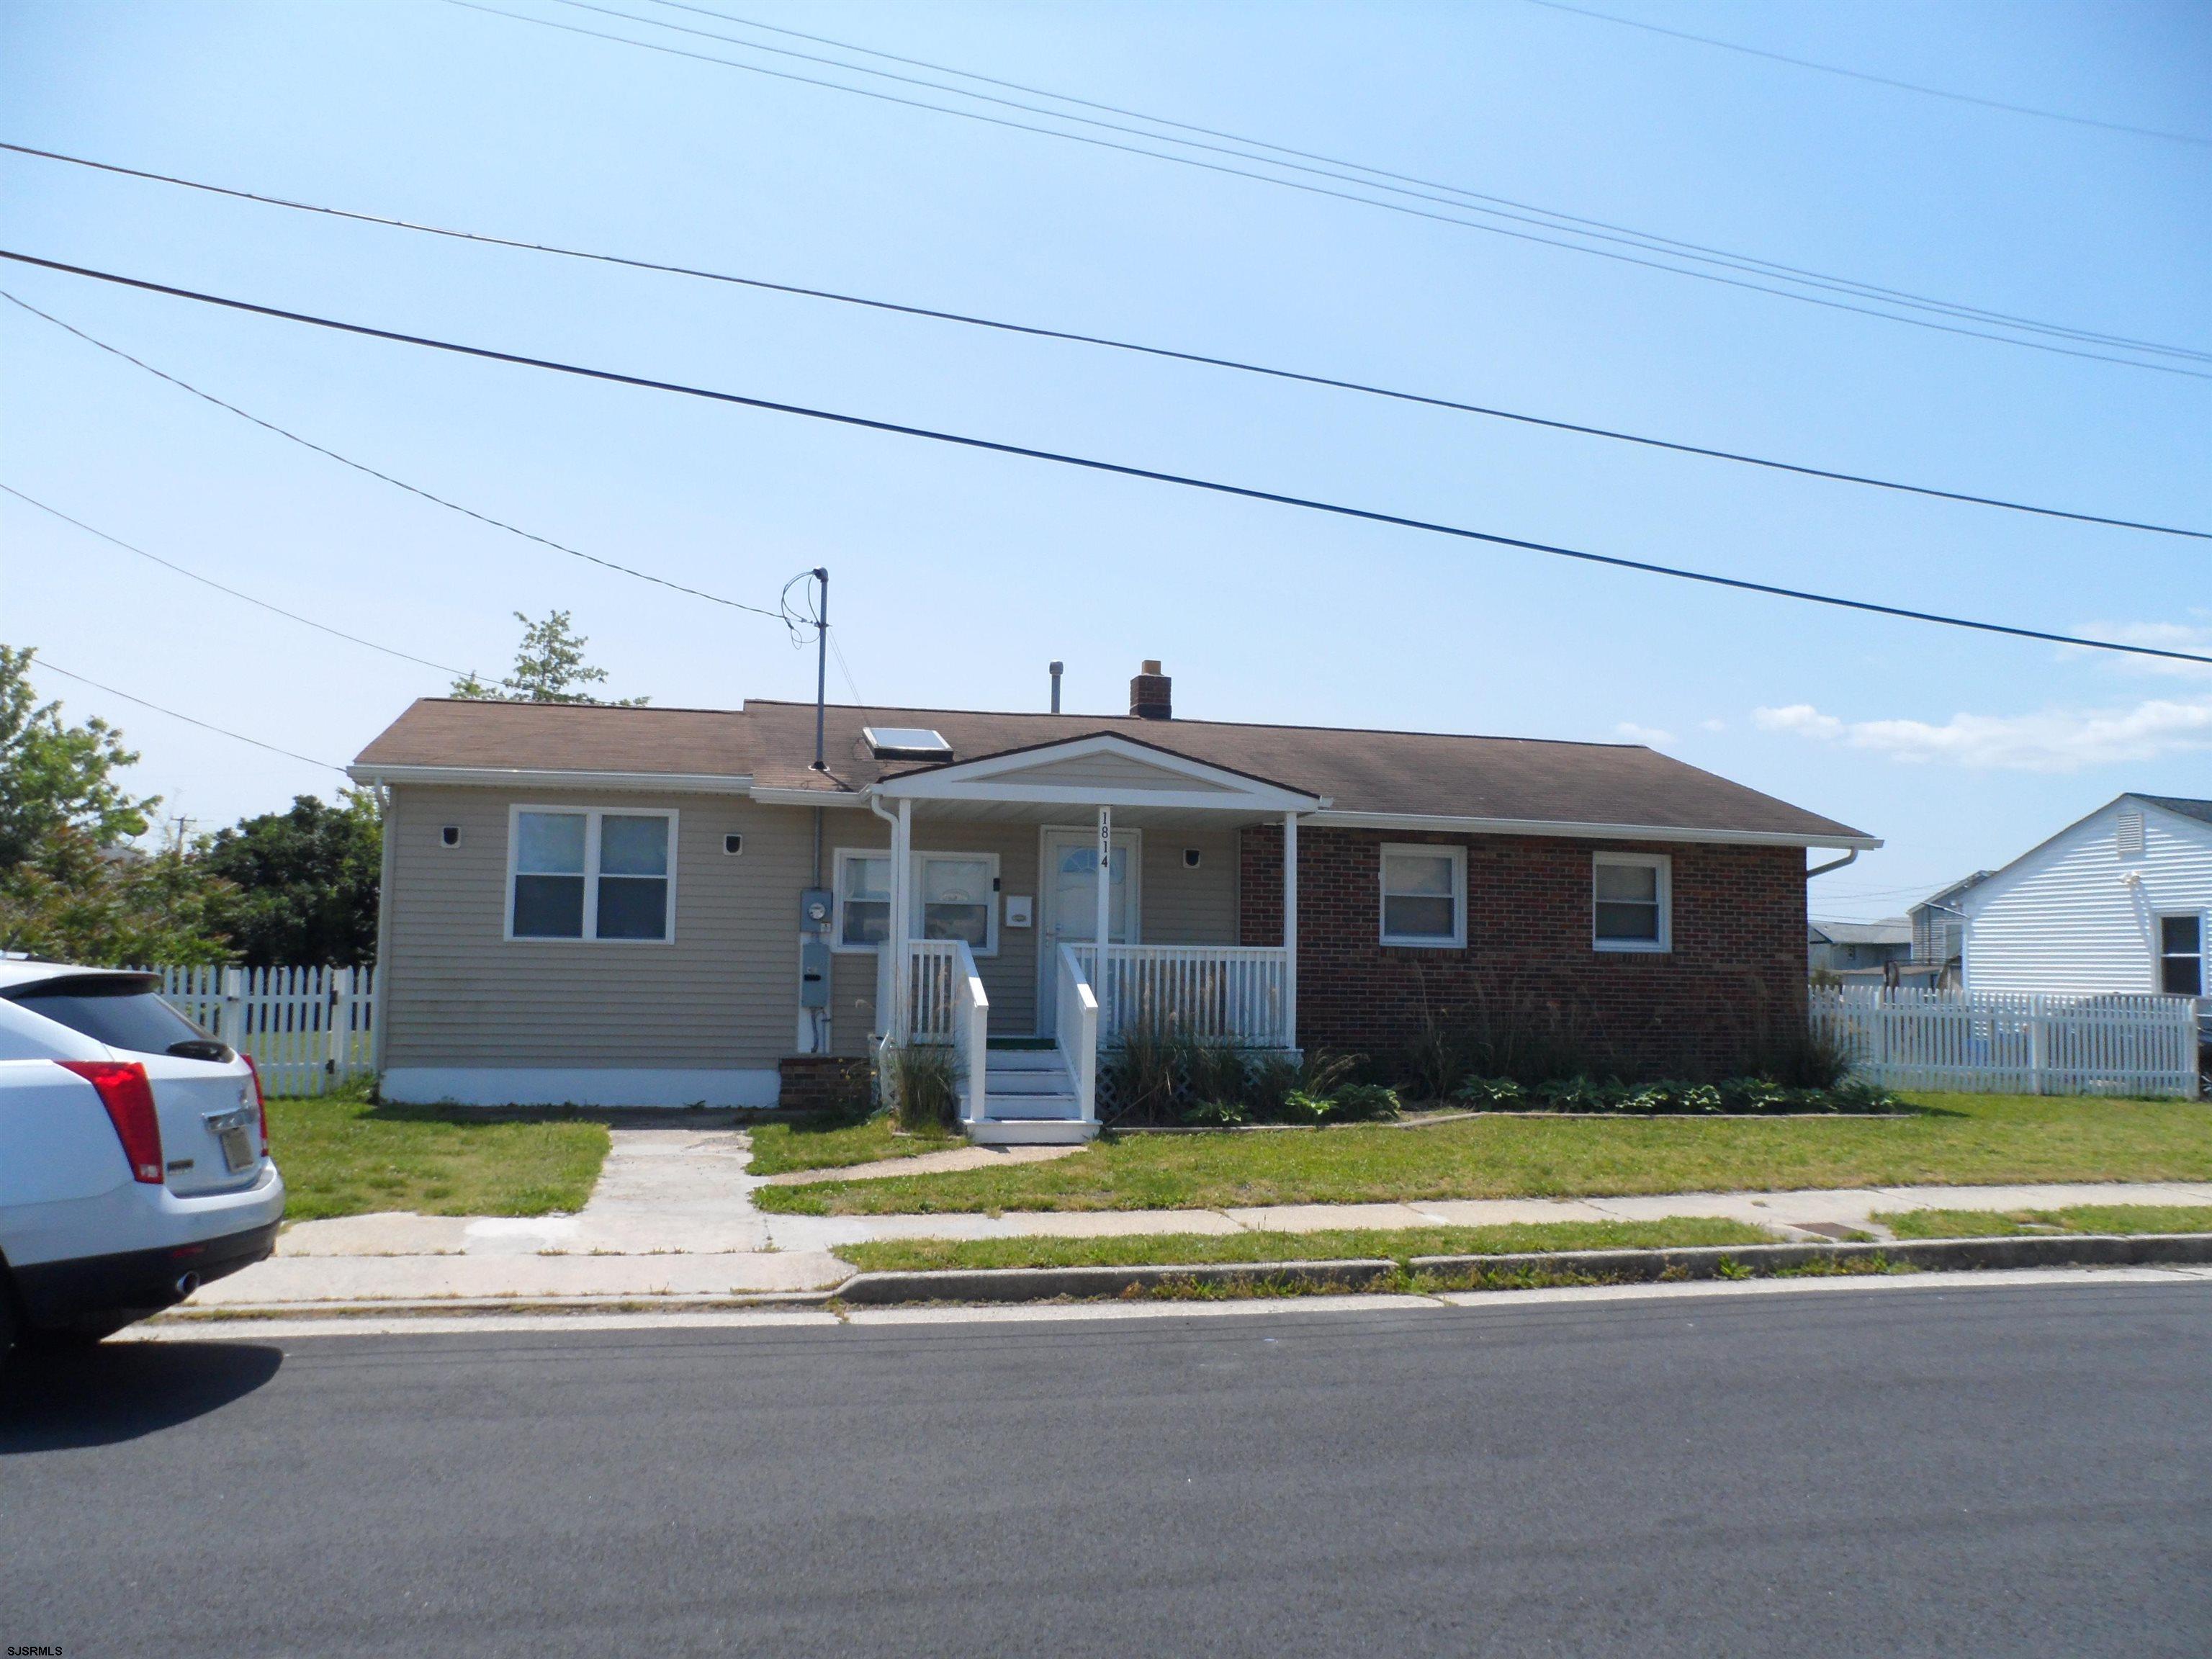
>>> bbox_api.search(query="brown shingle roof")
[353,697,1872,842]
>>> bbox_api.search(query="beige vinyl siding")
[1140,827,1241,943]
[989,752,1239,791]
[382,786,811,1070]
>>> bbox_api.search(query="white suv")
[0,960,286,1350]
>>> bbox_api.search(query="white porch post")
[1095,804,1113,1032]
[1282,811,1299,1051]
[889,798,912,1040]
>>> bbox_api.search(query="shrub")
[1277,1091,1331,1125]
[884,1043,963,1133]
[1181,1099,1249,1128]
[1745,1025,1856,1089]
[1185,1041,1255,1113]
[1101,1015,1186,1125]
[1246,1052,1303,1120]
[1324,1082,1402,1122]
[1453,1076,1527,1109]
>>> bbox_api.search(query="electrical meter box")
[799,940,832,1009]
[799,888,835,932]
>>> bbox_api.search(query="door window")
[1051,839,1131,943]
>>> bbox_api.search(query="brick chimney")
[1128,660,1172,720]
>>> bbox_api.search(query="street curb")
[1407,1233,2212,1284]
[151,1290,842,1322]
[833,1234,2212,1306]
[835,1259,1401,1305]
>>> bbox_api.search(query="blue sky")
[3,0,2206,921]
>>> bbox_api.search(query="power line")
[0,289,788,620]
[23,655,351,774]
[12,247,2211,672]
[1527,0,2212,149]
[445,0,2211,378]
[8,148,2199,539]
[1,485,475,677]
[634,0,2209,362]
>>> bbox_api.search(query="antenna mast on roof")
[811,567,829,772]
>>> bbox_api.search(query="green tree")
[0,644,161,871]
[200,791,383,966]
[450,611,647,706]
[0,824,236,966]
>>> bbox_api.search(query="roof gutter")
[1807,848,1858,878]
[349,765,755,794]
[1306,810,1880,851]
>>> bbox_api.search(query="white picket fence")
[1811,986,2203,1098]
[149,966,379,1097]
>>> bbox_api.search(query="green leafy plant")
[1453,1076,1527,1108]
[1277,1090,1331,1125]
[1324,1082,1402,1122]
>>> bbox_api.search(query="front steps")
[969,1047,1097,1146]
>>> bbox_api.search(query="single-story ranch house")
[349,662,1877,1140]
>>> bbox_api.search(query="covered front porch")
[855,733,1321,1143]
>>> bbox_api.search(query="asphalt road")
[6,1282,2209,1658]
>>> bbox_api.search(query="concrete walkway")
[178,1121,2212,1314]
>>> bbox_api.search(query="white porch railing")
[1071,943,1292,1048]
[150,965,378,1096]
[877,938,963,1043]
[1811,986,2201,1097]
[1056,945,1099,1124]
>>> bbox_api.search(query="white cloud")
[2065,616,2212,680]
[1753,696,2212,773]
[1614,721,1673,745]
[1699,718,1727,732]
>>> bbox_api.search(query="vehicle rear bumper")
[11,1219,282,1330]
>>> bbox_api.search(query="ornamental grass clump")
[884,1043,963,1133]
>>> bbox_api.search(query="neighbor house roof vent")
[863,727,953,761]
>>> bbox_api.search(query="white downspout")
[868,793,907,1041]
[1095,804,1113,1033]
[1282,810,1299,1053]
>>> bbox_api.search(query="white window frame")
[1379,842,1467,950]
[831,846,894,956]
[830,847,1004,957]
[504,805,678,945]
[2156,910,2204,997]
[914,850,1001,958]
[1593,851,1671,953]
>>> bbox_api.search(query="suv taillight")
[59,1059,165,1183]
[243,1054,268,1152]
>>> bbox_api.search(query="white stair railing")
[950,938,990,1125]
[1056,945,1099,1124]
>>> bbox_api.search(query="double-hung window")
[834,851,892,950]
[2159,914,2203,997]
[1379,845,1466,948]
[1593,853,1670,952]
[918,853,997,953]
[508,809,675,942]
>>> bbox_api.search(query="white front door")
[1037,827,1139,1035]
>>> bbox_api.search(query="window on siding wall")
[2159,915,2203,997]
[1593,853,1670,952]
[509,809,674,942]
[1379,845,1466,948]
[917,853,997,954]
[835,850,891,950]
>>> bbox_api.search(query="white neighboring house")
[1954,793,2210,1004]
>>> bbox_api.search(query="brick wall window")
[1593,852,1671,953]
[1380,844,1466,948]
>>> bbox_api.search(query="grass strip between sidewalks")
[1876,1203,2212,1240]
[835,1217,1774,1274]
[756,1093,2212,1215]
[269,1094,610,1221]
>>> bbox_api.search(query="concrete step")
[969,1118,1098,1146]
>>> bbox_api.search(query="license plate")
[218,1124,256,1172]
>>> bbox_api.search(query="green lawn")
[745,1112,962,1176]
[835,1217,1772,1274]
[755,1092,2212,1216]
[269,1094,611,1221]
[1878,1203,2212,1241]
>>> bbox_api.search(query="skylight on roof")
[864,727,953,761]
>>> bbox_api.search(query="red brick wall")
[1240,824,1807,1078]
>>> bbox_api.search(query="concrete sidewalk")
[176,1122,2212,1314]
